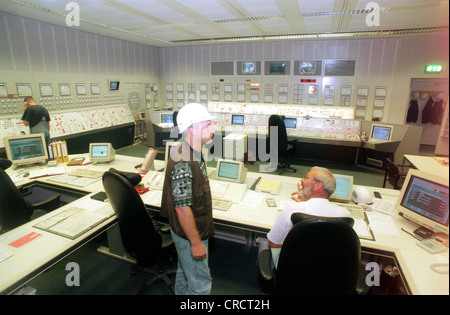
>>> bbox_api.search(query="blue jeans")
[171,230,212,295]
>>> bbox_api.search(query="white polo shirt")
[267,198,351,245]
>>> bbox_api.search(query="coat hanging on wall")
[406,98,419,123]
[421,96,434,124]
[431,98,444,125]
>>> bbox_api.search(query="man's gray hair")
[311,166,336,197]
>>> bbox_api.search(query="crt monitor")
[89,143,115,163]
[109,80,120,91]
[371,124,393,141]
[161,113,174,124]
[4,133,48,167]
[396,169,449,236]
[216,159,247,183]
[284,117,297,129]
[231,115,244,125]
[330,174,354,203]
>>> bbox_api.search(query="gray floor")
[25,142,434,295]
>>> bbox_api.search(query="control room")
[0,1,448,297]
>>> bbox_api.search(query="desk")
[1,155,448,295]
[404,154,449,179]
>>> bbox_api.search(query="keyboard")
[212,197,232,211]
[68,168,104,179]
[333,203,365,219]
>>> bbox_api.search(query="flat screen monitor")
[269,62,286,75]
[242,62,256,74]
[161,113,174,124]
[371,124,393,141]
[216,159,247,183]
[89,143,115,163]
[231,115,244,125]
[396,169,449,236]
[284,117,297,129]
[330,174,354,203]
[109,80,120,91]
[4,133,48,167]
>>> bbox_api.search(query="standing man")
[21,96,51,147]
[267,166,351,267]
[161,103,215,295]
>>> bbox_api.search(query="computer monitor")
[216,159,247,183]
[371,124,393,141]
[242,62,256,74]
[231,115,244,125]
[284,117,297,129]
[108,80,120,91]
[89,143,115,163]
[396,169,449,236]
[4,133,48,167]
[161,113,174,124]
[330,174,354,203]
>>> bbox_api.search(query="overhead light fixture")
[172,27,448,45]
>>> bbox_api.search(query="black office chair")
[171,111,181,140]
[383,157,411,190]
[258,213,369,295]
[267,115,296,175]
[0,158,60,233]
[102,170,176,294]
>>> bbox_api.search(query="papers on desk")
[48,173,100,187]
[367,198,397,216]
[33,200,114,239]
[255,178,281,195]
[29,167,66,179]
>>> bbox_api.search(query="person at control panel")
[21,96,51,147]
[267,166,351,267]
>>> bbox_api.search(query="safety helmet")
[177,103,214,133]
[352,186,373,204]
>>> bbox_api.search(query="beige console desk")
[0,155,448,295]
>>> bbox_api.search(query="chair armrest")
[159,224,171,234]
[31,193,61,209]
[257,249,274,281]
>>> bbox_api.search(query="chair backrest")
[0,159,32,231]
[385,157,401,189]
[291,212,355,227]
[102,171,162,265]
[274,216,361,295]
[268,115,288,153]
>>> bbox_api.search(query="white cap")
[352,186,373,205]
[177,103,214,133]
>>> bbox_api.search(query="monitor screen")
[218,161,240,180]
[109,81,120,91]
[397,170,449,234]
[161,113,174,124]
[269,62,286,75]
[231,115,244,125]
[242,62,256,74]
[216,159,247,183]
[330,174,353,202]
[89,143,115,163]
[371,124,392,141]
[284,118,297,129]
[4,134,48,166]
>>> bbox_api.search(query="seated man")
[266,166,351,267]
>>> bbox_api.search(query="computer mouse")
[23,172,29,177]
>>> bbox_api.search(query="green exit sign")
[425,65,443,72]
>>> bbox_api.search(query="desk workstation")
[0,137,448,295]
